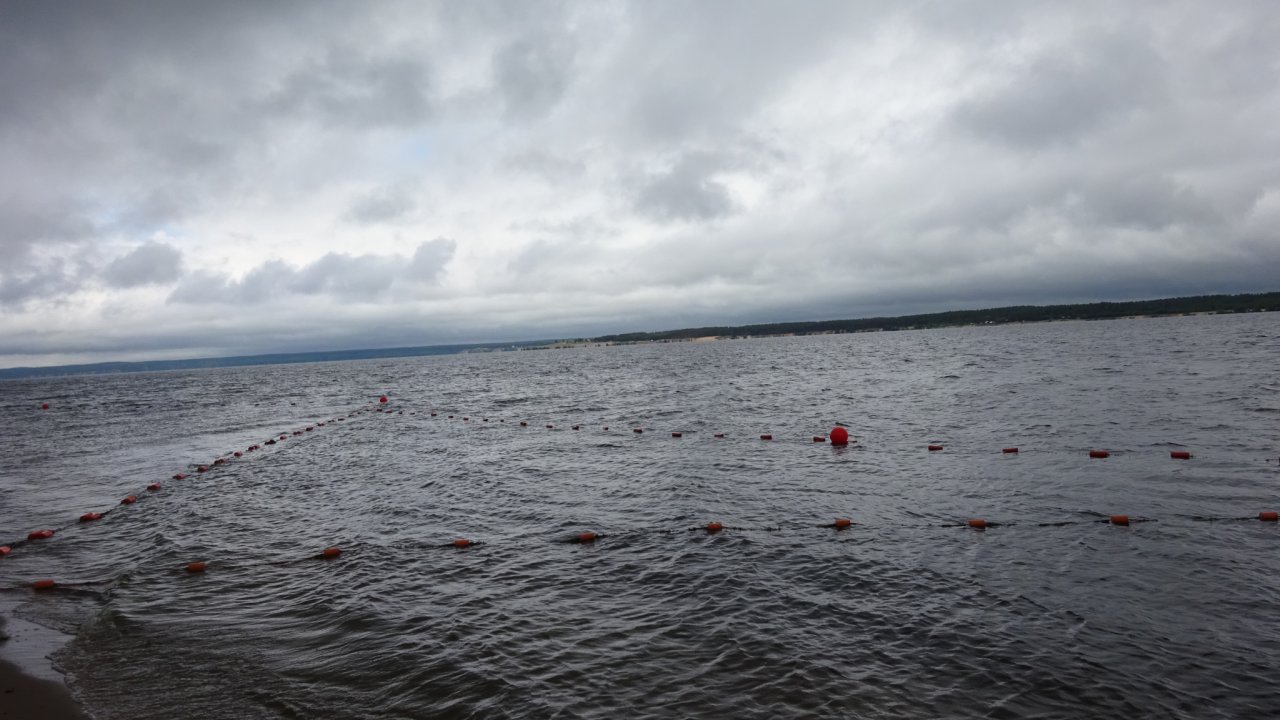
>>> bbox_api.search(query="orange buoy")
[1002,447,1019,454]
[147,483,161,492]
[714,433,724,438]
[1170,451,1192,460]
[185,562,207,573]
[452,539,473,548]
[633,428,643,433]
[830,427,849,445]
[265,439,276,445]
[28,529,54,540]
[813,436,826,442]
[172,473,187,480]
[1260,511,1279,522]
[577,532,598,543]
[447,415,453,419]
[305,426,313,432]
[379,395,388,403]
[279,434,288,439]
[80,512,102,522]
[760,434,772,440]
[32,579,56,590]
[546,424,552,429]
[1089,450,1110,459]
[0,546,10,557]
[672,432,682,438]
[197,465,209,473]
[928,444,943,451]
[121,495,137,505]
[520,421,528,426]
[234,451,242,457]
[214,457,226,464]
[706,522,724,533]
[833,517,852,529]
[967,519,987,529]
[572,425,580,430]
[40,402,50,410]
[431,412,437,417]
[464,417,470,422]
[1110,515,1130,526]
[321,547,341,558]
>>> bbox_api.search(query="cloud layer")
[3,1,1279,367]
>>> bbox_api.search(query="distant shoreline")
[2,291,1275,380]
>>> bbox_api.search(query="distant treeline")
[592,292,1280,343]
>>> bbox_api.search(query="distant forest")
[591,291,1280,343]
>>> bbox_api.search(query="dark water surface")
[2,314,1279,719]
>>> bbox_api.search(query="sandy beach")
[0,611,88,720]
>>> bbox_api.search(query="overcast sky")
[3,1,1279,368]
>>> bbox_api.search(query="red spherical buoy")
[928,444,944,452]
[186,562,207,573]
[40,402,50,410]
[1260,511,1279,522]
[0,546,10,557]
[32,579,57,590]
[321,547,341,558]
[173,473,187,480]
[1110,515,1130,526]
[1170,450,1192,460]
[967,519,987,530]
[121,495,137,505]
[80,512,102,522]
[234,451,242,458]
[706,522,724,533]
[452,539,473,548]
[28,529,54,540]
[1089,450,1110,459]
[833,517,852,529]
[830,427,849,445]
[147,483,161,492]
[379,396,389,404]
[578,532,598,543]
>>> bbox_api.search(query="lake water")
[1,313,1278,719]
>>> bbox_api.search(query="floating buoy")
[0,546,10,557]
[714,433,725,438]
[813,436,826,443]
[573,425,580,430]
[1002,447,1019,454]
[32,579,56,590]
[760,434,773,441]
[321,547,341,558]
[197,465,209,473]
[1089,450,1110,459]
[185,562,207,573]
[520,421,528,426]
[603,426,608,431]
[706,522,723,533]
[379,396,388,404]
[546,424,553,429]
[1170,451,1192,460]
[147,483,161,492]
[1110,515,1130,526]
[633,428,643,433]
[967,519,987,529]
[121,495,137,505]
[234,451,242,457]
[672,432,682,438]
[452,539,473,548]
[1260,511,1278,522]
[214,457,227,465]
[305,426,313,431]
[577,532,598,543]
[279,434,287,439]
[80,512,102,522]
[464,417,470,422]
[833,517,852,529]
[830,427,849,445]
[265,439,276,445]
[41,402,50,410]
[172,473,187,480]
[928,444,943,451]
[447,415,453,419]
[28,529,54,540]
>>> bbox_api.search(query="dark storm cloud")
[101,242,184,288]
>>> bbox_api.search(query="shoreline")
[0,606,89,720]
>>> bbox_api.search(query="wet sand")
[0,610,88,720]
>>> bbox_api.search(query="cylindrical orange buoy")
[813,436,826,443]
[1260,511,1279,522]
[431,412,437,417]
[305,426,313,432]
[1110,515,1130,526]
[714,433,724,438]
[321,547,341,558]
[834,517,852,529]
[520,421,528,426]
[633,428,643,433]
[672,432,682,438]
[830,427,849,445]
[452,539,473,548]
[121,495,137,505]
[28,529,54,540]
[234,451,242,457]
[186,562,207,573]
[546,424,552,429]
[1002,447,1019,454]
[572,425,580,430]
[32,579,56,590]
[928,444,944,451]
[172,473,187,480]
[1089,450,1110,459]
[379,395,388,404]
[1170,451,1192,460]
[0,546,10,557]
[706,521,724,533]
[578,532,598,543]
[760,434,772,440]
[197,465,209,473]
[147,483,161,492]
[80,512,102,522]
[464,417,470,422]
[968,519,987,529]
[214,458,226,465]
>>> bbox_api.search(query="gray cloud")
[346,185,418,224]
[633,153,736,222]
[101,242,184,288]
